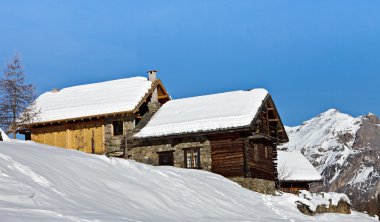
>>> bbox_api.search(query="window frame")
[157,151,174,166]
[183,147,201,169]
[112,121,124,136]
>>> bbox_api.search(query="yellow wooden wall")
[31,120,105,154]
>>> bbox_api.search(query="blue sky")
[0,0,379,126]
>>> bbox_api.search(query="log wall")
[246,139,277,181]
[209,133,246,177]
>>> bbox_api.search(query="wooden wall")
[209,133,246,177]
[31,120,105,154]
[280,182,310,194]
[246,140,277,181]
[209,133,278,181]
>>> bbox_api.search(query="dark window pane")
[158,151,174,166]
[113,121,124,136]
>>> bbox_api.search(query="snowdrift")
[0,139,376,221]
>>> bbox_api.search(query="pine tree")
[0,54,39,138]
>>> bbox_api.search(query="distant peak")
[320,108,341,116]
[362,112,380,124]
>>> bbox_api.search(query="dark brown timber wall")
[209,133,246,177]
[247,139,277,181]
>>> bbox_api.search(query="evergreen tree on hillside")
[0,54,39,138]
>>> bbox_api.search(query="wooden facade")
[24,78,170,155]
[280,182,312,194]
[31,119,105,154]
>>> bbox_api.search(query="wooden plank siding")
[246,140,277,181]
[280,182,310,194]
[209,133,278,180]
[30,119,105,154]
[209,133,246,177]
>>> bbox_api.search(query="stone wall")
[104,115,135,154]
[230,177,276,195]
[128,136,212,170]
[296,200,351,216]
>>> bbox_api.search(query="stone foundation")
[230,177,276,195]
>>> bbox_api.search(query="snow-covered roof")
[277,150,322,182]
[134,89,268,138]
[33,77,153,123]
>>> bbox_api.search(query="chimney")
[147,70,157,82]
[147,70,159,105]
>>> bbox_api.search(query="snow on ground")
[0,139,376,221]
[135,89,267,138]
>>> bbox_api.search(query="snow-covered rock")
[0,139,376,221]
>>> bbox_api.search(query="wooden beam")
[158,95,169,99]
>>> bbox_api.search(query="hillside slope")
[0,138,376,221]
[279,109,380,216]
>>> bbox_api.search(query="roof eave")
[133,125,253,140]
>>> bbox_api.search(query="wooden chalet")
[21,71,170,156]
[128,89,289,189]
[277,150,323,193]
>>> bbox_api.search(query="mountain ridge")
[279,108,380,216]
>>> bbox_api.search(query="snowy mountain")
[0,135,376,221]
[279,109,380,216]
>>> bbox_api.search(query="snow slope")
[0,139,376,221]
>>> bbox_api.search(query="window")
[158,151,174,166]
[112,121,124,136]
[184,148,201,168]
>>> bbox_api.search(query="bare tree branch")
[0,54,39,138]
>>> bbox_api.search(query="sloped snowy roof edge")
[277,150,323,182]
[30,77,167,124]
[134,89,269,138]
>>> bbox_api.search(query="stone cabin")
[128,88,289,193]
[22,71,170,156]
